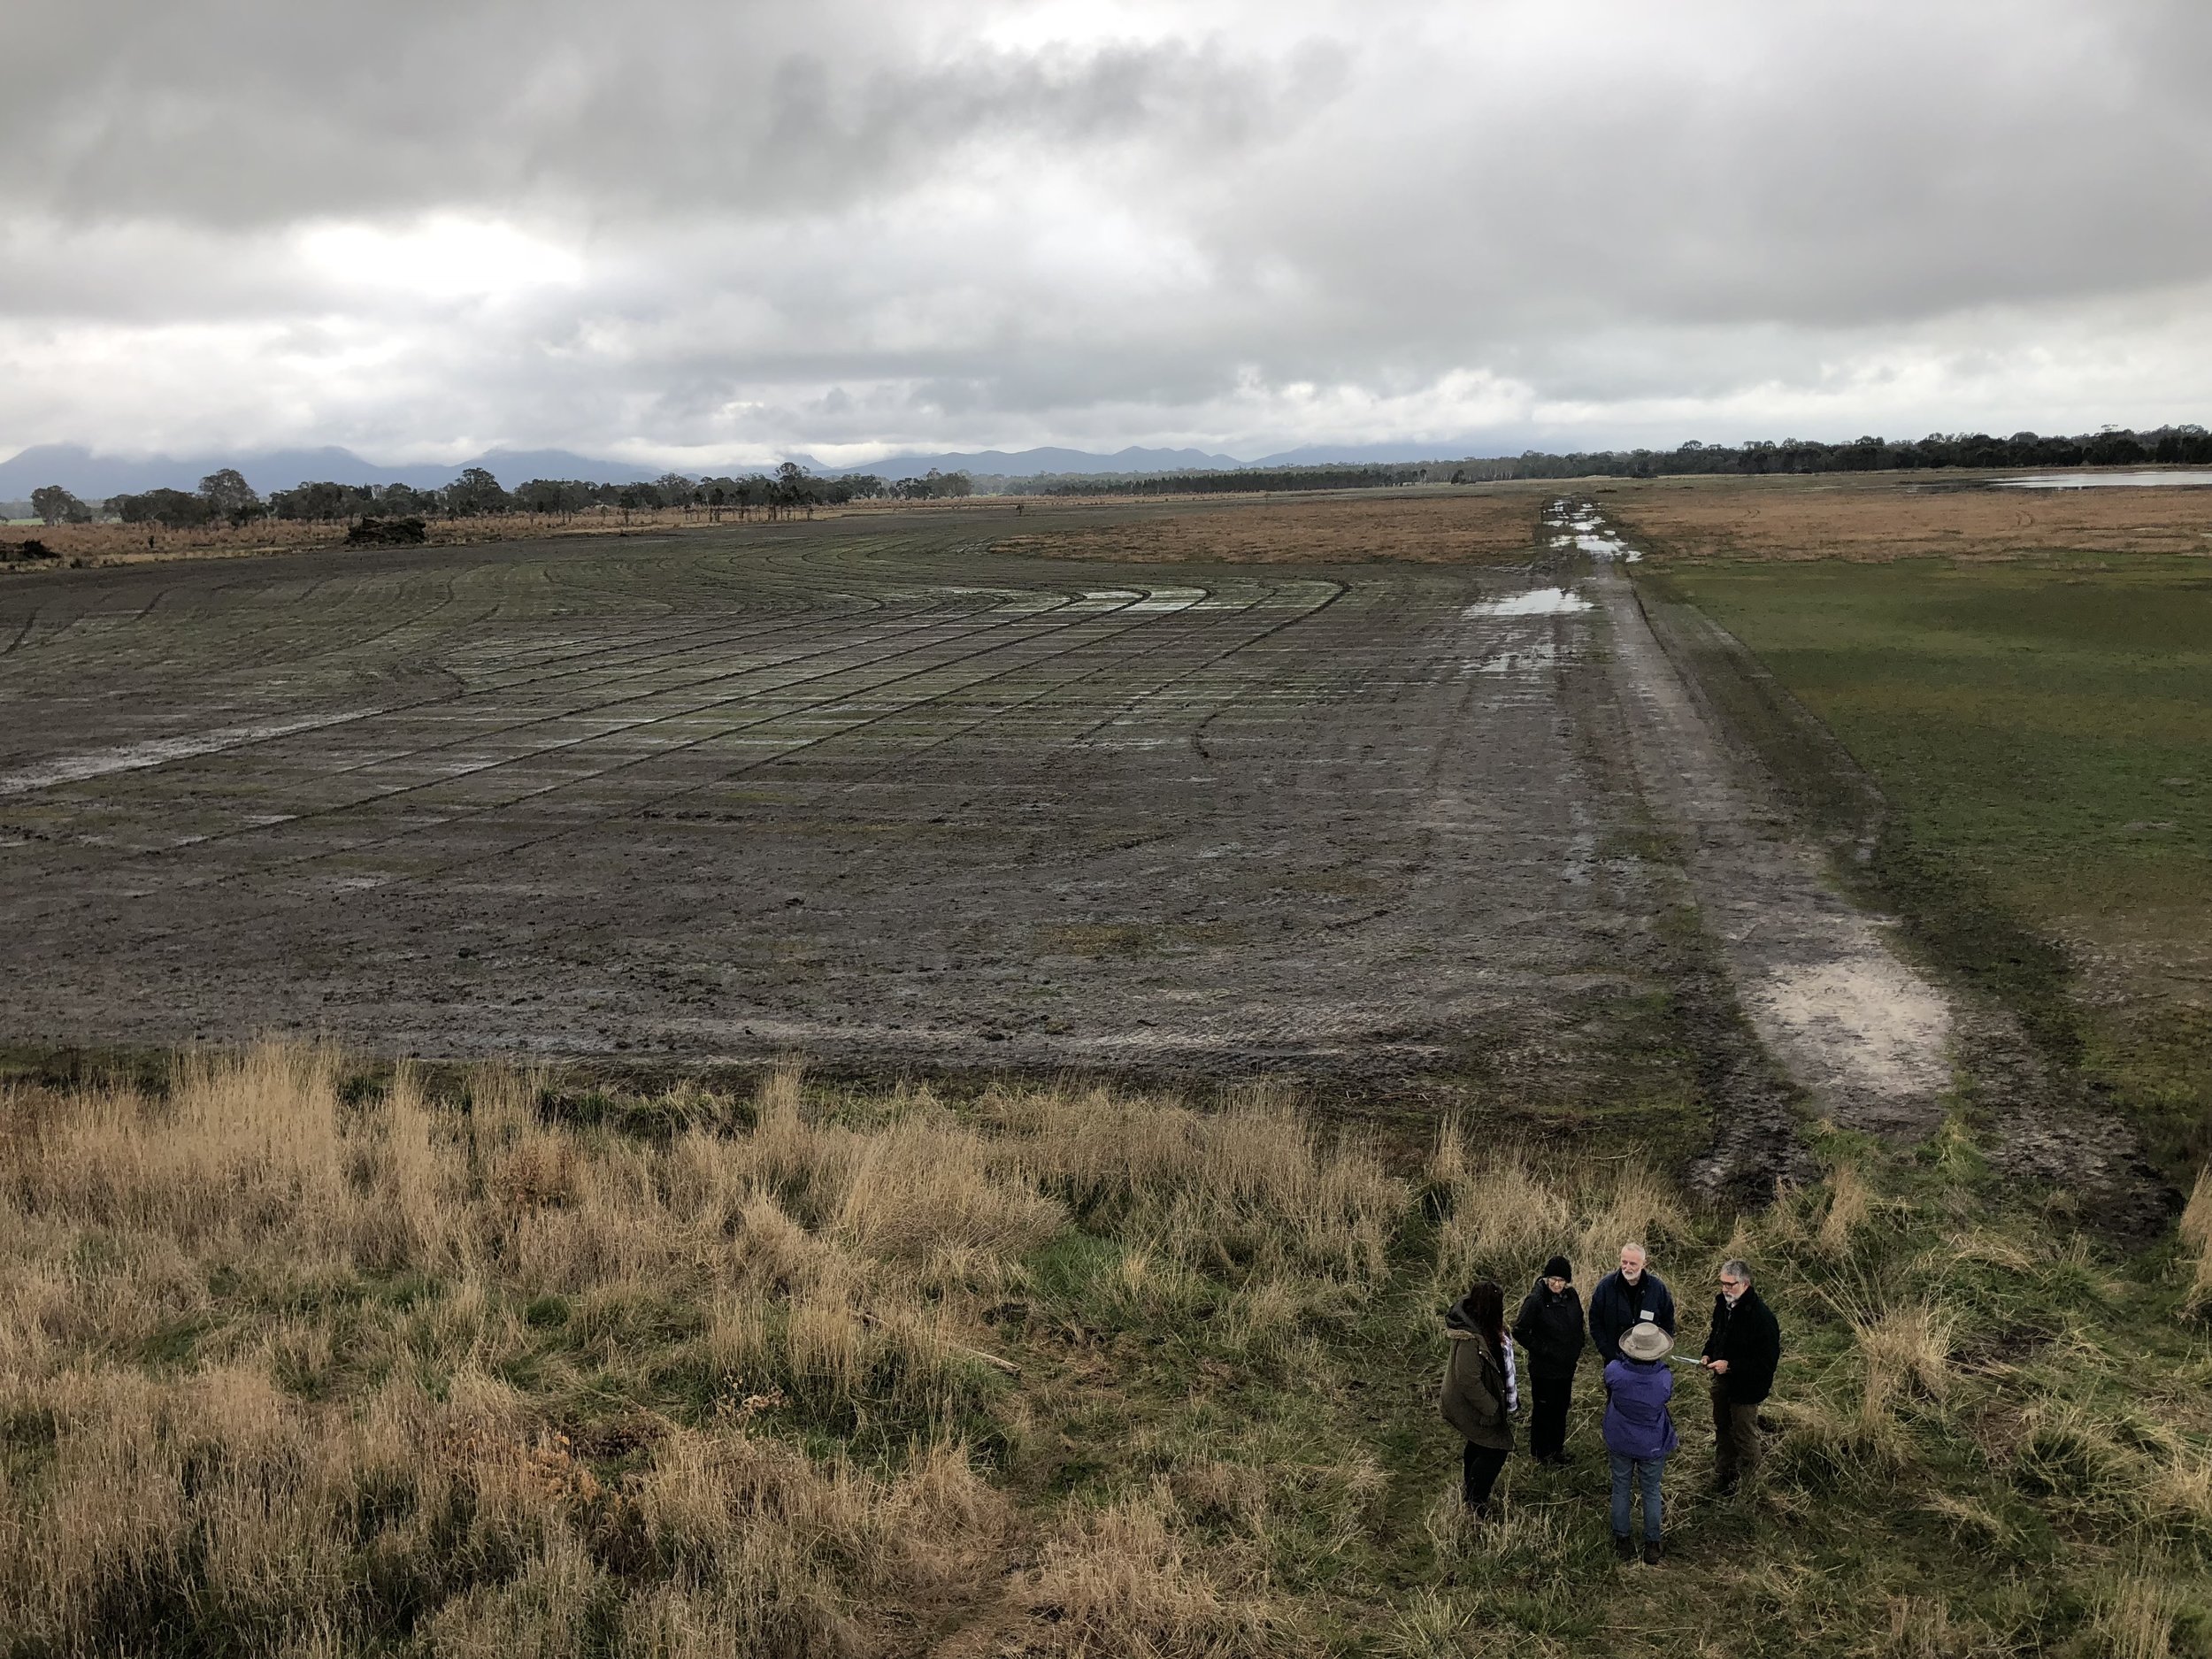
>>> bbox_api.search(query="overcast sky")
[6,0,2211,467]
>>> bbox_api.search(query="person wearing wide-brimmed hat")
[1601,1320,1678,1564]
[1511,1255,1585,1466]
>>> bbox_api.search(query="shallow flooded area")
[1995,469,2212,488]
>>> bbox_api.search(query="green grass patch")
[1647,553,2212,1172]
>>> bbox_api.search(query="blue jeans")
[1609,1452,1664,1540]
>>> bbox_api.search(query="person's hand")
[1709,1359,1730,1374]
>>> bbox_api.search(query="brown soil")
[1597,471,2212,563]
[0,506,1727,1143]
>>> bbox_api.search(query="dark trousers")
[1530,1374,1572,1462]
[1462,1443,1508,1513]
[1711,1379,1762,1483]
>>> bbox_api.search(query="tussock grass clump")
[1425,1119,1686,1296]
[986,1081,1405,1286]
[2180,1166,2212,1314]
[1025,1490,1301,1658]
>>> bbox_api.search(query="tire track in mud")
[1565,500,1957,1146]
[4,524,1669,1088]
[50,592,975,832]
[0,586,1095,927]
[527,582,1339,974]
[3,580,1286,956]
[0,560,972,879]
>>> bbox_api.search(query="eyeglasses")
[1717,1278,1745,1289]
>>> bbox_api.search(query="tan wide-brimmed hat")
[1620,1321,1674,1362]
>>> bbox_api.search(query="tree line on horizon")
[23,423,2211,527]
[26,463,978,529]
[1032,423,2212,495]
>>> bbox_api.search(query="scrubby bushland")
[1,1047,2208,1657]
[345,516,428,547]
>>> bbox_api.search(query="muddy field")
[0,503,1732,1123]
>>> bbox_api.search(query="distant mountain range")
[0,439,1498,502]
[823,442,1494,476]
[0,444,664,500]
[823,445,1247,478]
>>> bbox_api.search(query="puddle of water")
[1463,588,1594,618]
[1571,531,1641,561]
[1995,471,2212,489]
[1548,506,1642,560]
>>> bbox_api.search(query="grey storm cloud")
[5,0,2212,467]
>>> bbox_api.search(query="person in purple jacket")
[1602,1320,1678,1564]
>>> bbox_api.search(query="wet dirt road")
[0,514,1682,1087]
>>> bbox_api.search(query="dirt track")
[1,510,1718,1106]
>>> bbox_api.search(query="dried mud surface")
[0,510,1702,1105]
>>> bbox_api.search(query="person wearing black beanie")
[1511,1256,1586,1465]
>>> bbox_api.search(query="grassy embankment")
[4,1046,2210,1657]
[1639,551,2212,1177]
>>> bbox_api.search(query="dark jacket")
[1440,1299,1513,1451]
[1587,1268,1675,1365]
[1601,1357,1679,1460]
[1511,1278,1586,1381]
[1701,1286,1781,1404]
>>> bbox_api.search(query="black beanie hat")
[1542,1255,1572,1282]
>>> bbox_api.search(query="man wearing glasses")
[1699,1258,1781,1494]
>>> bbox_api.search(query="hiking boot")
[1642,1539,1663,1566]
[1613,1532,1635,1563]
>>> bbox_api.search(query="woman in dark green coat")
[1441,1279,1514,1517]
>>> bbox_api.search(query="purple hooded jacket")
[1601,1356,1680,1459]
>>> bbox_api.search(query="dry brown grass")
[0,1048,1043,1655]
[982,1079,1406,1286]
[5,1045,2207,1657]
[1598,472,2212,565]
[1024,1489,1302,1657]
[996,488,1548,565]
[2180,1166,2212,1312]
[0,1047,1413,1658]
[1816,1161,1874,1254]
[1854,1302,1955,1428]
[1424,1119,1689,1302]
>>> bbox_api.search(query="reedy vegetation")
[1,1047,2208,1658]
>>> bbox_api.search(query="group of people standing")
[1440,1243,1781,1565]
